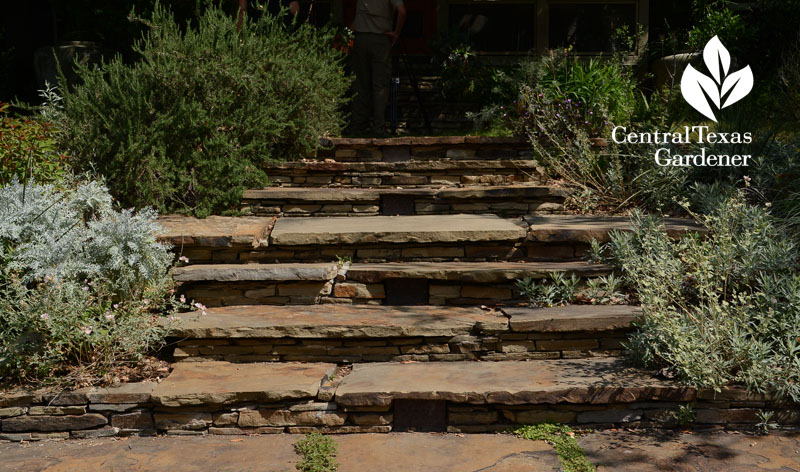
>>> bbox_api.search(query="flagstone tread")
[158,216,271,248]
[242,185,569,202]
[151,362,335,407]
[269,215,527,246]
[525,215,703,242]
[345,261,612,283]
[502,305,642,332]
[169,305,508,339]
[173,263,340,282]
[334,358,694,406]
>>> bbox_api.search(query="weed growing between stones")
[514,423,595,472]
[294,432,338,472]
[516,272,629,308]
[672,404,697,427]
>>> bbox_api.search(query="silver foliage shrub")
[601,188,800,401]
[0,178,181,384]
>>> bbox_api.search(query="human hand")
[385,30,400,45]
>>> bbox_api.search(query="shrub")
[0,102,70,186]
[295,433,338,472]
[58,3,350,217]
[601,190,800,401]
[0,178,182,385]
[471,51,637,139]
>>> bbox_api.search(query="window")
[448,3,536,52]
[548,3,637,53]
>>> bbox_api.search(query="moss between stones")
[514,423,595,472]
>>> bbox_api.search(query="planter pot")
[652,52,701,89]
[33,41,105,91]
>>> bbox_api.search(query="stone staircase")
[3,136,795,441]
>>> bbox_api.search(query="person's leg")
[370,34,392,136]
[350,33,372,133]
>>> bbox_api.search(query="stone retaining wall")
[179,278,600,307]
[171,330,629,363]
[2,386,797,441]
[264,161,543,188]
[241,196,566,218]
[178,241,588,265]
[314,137,532,163]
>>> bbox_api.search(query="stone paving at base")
[581,430,800,472]
[1,432,797,472]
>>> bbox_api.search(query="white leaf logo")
[681,35,754,122]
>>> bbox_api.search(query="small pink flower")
[113,304,119,309]
[104,312,115,321]
[194,302,207,311]
[179,295,186,304]
[81,326,93,335]
[179,256,189,263]
[40,313,50,321]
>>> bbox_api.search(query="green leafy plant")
[58,3,350,217]
[672,403,697,426]
[0,178,184,385]
[755,410,779,435]
[514,423,594,472]
[0,102,69,186]
[295,432,338,472]
[605,189,800,401]
[516,272,580,307]
[585,274,628,305]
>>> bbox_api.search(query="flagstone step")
[270,214,526,246]
[168,304,640,363]
[241,185,571,217]
[3,359,796,439]
[264,159,544,188]
[159,215,701,265]
[175,261,612,307]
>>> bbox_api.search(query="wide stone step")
[169,304,640,363]
[264,159,544,188]
[270,214,525,246]
[175,261,612,307]
[3,359,796,438]
[241,185,570,218]
[159,215,701,265]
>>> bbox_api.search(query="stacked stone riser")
[171,330,629,363]
[264,161,542,188]
[178,242,589,265]
[3,390,797,441]
[242,197,567,218]
[178,279,607,307]
[314,138,532,163]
